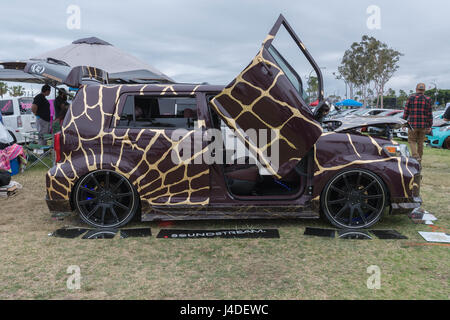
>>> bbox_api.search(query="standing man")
[403,83,433,164]
[31,84,51,145]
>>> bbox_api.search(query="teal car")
[426,111,450,149]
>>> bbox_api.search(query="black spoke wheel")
[321,169,387,229]
[75,170,138,228]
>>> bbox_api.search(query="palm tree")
[9,85,25,97]
[0,82,8,98]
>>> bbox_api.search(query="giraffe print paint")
[46,15,421,229]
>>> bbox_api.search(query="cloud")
[0,0,449,97]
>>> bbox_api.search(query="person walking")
[403,83,433,164]
[31,84,52,145]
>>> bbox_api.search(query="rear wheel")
[321,169,387,229]
[74,170,138,228]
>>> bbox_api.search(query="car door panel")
[210,15,323,179]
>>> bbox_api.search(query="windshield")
[353,109,369,116]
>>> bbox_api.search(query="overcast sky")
[1,0,449,97]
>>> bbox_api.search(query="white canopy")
[0,37,174,84]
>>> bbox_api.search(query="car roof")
[98,83,225,94]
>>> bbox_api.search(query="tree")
[339,35,402,108]
[0,82,8,98]
[8,85,25,97]
[397,89,408,108]
[307,76,318,102]
[333,70,354,99]
[370,40,402,108]
[339,35,376,107]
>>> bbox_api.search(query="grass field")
[0,144,448,300]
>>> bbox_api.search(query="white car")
[0,96,37,143]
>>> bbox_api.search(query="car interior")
[118,95,198,129]
[208,100,305,197]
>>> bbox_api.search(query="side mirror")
[313,100,331,122]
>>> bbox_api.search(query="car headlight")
[383,144,410,157]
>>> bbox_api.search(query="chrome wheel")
[75,170,138,228]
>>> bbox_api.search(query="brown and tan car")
[44,15,421,229]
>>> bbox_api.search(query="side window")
[118,96,135,127]
[18,98,33,114]
[117,95,197,129]
[0,100,14,116]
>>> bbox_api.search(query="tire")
[74,170,138,228]
[321,169,388,229]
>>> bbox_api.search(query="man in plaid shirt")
[403,83,433,163]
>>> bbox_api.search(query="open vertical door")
[210,14,324,179]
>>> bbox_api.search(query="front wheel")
[321,169,388,229]
[74,170,138,228]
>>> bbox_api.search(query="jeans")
[37,118,51,146]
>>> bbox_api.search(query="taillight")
[54,132,61,163]
[17,116,22,128]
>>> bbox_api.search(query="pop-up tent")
[335,99,363,107]
[0,36,174,84]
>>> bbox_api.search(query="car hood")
[432,119,449,128]
[324,116,407,132]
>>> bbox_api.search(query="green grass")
[0,144,448,300]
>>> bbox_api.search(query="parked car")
[377,109,403,117]
[426,111,449,149]
[0,96,36,143]
[366,110,403,136]
[348,108,387,118]
[45,15,421,230]
[332,108,359,119]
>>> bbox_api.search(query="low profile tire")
[321,169,388,229]
[74,170,138,228]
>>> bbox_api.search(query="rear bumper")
[46,195,72,213]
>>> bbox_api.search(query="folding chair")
[23,132,54,170]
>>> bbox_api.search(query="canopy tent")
[335,99,363,107]
[33,37,174,83]
[0,36,174,84]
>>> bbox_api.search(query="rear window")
[18,97,33,114]
[0,100,14,116]
[117,95,198,129]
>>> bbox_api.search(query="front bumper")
[46,195,72,213]
[390,196,422,215]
